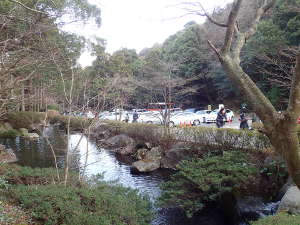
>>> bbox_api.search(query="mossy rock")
[19,128,29,136]
[23,133,39,139]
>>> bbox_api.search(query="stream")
[0,126,278,225]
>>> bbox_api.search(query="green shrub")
[0,176,9,190]
[159,150,258,217]
[0,164,76,185]
[48,114,91,131]
[47,104,59,111]
[171,126,270,151]
[9,184,152,225]
[250,212,300,225]
[5,112,44,129]
[0,129,20,138]
[118,122,163,145]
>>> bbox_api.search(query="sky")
[62,0,233,67]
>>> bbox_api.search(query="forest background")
[0,0,299,115]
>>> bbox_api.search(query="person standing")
[132,110,139,123]
[125,113,129,123]
[216,108,226,128]
[239,108,249,129]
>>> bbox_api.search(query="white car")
[137,112,162,124]
[169,112,202,126]
[225,109,234,122]
[195,110,212,123]
[100,112,127,121]
[204,110,218,123]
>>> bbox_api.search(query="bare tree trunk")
[21,83,25,111]
[204,0,300,188]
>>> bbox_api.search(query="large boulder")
[118,144,136,155]
[145,147,162,161]
[132,160,160,172]
[90,122,111,139]
[105,134,135,148]
[136,148,149,160]
[0,144,17,163]
[19,128,29,136]
[278,186,300,214]
[276,177,294,201]
[161,143,191,169]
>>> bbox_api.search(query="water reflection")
[69,134,164,202]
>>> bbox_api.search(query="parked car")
[100,112,126,121]
[225,109,234,122]
[195,110,212,123]
[298,116,300,124]
[204,110,218,123]
[169,112,202,126]
[137,112,162,124]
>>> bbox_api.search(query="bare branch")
[207,40,223,62]
[245,0,275,39]
[179,1,227,27]
[221,0,243,54]
[287,51,300,120]
[7,0,48,15]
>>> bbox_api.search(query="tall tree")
[202,0,300,189]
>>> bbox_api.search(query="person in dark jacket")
[132,110,139,123]
[239,108,249,129]
[216,108,226,128]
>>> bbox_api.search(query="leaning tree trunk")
[204,0,300,189]
[270,122,300,187]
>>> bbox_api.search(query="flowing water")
[0,126,277,225]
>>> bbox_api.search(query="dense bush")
[0,129,20,138]
[48,114,92,131]
[47,104,59,111]
[5,112,44,129]
[0,164,75,185]
[172,127,271,151]
[250,212,300,225]
[8,184,152,225]
[118,122,164,145]
[159,150,258,217]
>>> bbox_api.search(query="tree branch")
[178,2,228,27]
[197,3,227,27]
[207,40,223,62]
[221,0,243,54]
[8,0,48,15]
[245,0,275,39]
[287,52,300,121]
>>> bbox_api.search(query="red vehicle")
[298,117,300,124]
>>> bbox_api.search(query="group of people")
[124,110,139,123]
[216,107,249,129]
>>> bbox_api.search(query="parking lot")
[98,109,254,130]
